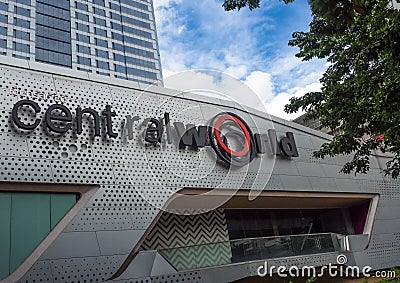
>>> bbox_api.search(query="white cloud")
[268,53,303,76]
[225,65,248,79]
[242,71,274,102]
[163,70,270,111]
[265,82,322,120]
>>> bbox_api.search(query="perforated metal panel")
[49,256,121,283]
[18,260,52,283]
[151,272,203,283]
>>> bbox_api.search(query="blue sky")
[153,0,327,119]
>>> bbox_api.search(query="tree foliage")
[223,0,400,178]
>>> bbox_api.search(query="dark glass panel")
[13,30,30,41]
[120,0,148,11]
[121,6,149,20]
[13,18,30,28]
[13,42,30,53]
[121,15,150,29]
[14,6,30,17]
[77,44,90,54]
[124,35,153,48]
[77,55,91,66]
[36,36,71,54]
[36,14,70,31]
[36,48,72,67]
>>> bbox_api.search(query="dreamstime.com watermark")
[257,255,397,279]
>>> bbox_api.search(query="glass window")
[77,66,91,72]
[36,25,70,43]
[112,42,124,52]
[36,36,71,54]
[110,12,121,21]
[120,0,148,11]
[77,33,90,43]
[126,56,155,69]
[14,6,30,17]
[121,6,149,20]
[36,14,70,31]
[94,27,107,37]
[96,70,110,76]
[13,54,29,60]
[75,2,88,11]
[0,192,77,280]
[111,32,122,41]
[15,0,31,5]
[113,53,124,62]
[126,67,157,79]
[224,208,352,241]
[93,7,105,16]
[0,2,8,12]
[38,0,69,9]
[109,2,120,11]
[14,18,30,28]
[13,30,30,41]
[76,23,89,32]
[0,39,6,49]
[13,42,30,53]
[124,36,153,48]
[122,16,150,29]
[95,49,108,58]
[96,60,109,70]
[77,44,90,54]
[76,12,89,21]
[77,56,91,66]
[93,0,105,6]
[36,2,70,20]
[94,17,106,26]
[0,27,7,36]
[111,22,122,31]
[125,45,154,59]
[36,48,72,66]
[123,25,152,39]
[0,14,7,24]
[114,64,126,73]
[95,38,107,48]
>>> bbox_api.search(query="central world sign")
[11,100,298,167]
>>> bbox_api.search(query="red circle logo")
[209,112,256,167]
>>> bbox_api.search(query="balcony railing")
[158,233,344,271]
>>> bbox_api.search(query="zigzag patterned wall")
[141,209,232,270]
[142,209,230,250]
[159,242,232,271]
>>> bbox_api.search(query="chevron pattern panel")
[142,209,230,250]
[159,242,232,271]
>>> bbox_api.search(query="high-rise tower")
[0,0,162,85]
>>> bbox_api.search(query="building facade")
[0,57,400,283]
[0,0,162,85]
[292,114,341,136]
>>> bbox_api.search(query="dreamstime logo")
[122,70,280,214]
[257,254,375,278]
[336,254,348,265]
